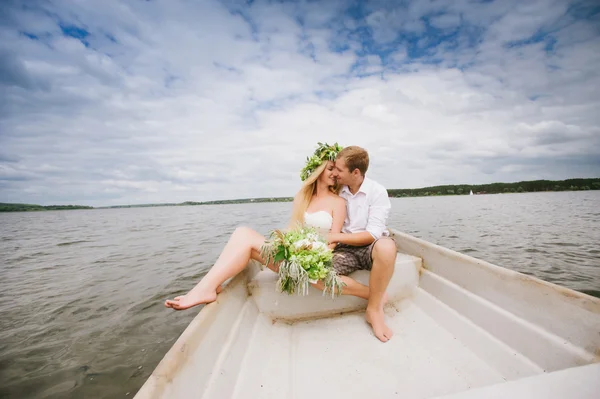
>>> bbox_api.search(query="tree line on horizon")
[387,178,600,197]
[1,178,599,212]
[0,203,94,212]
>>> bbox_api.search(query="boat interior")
[135,229,600,399]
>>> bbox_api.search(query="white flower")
[294,239,310,249]
[311,241,327,251]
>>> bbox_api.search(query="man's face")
[333,157,352,186]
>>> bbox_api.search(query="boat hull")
[135,229,600,399]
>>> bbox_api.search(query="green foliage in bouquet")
[260,226,345,297]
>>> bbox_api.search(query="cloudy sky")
[1,0,599,206]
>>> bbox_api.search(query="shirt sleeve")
[366,186,391,240]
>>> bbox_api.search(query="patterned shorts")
[332,240,378,275]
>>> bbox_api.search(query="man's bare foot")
[165,285,223,310]
[365,307,393,342]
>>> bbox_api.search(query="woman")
[165,144,346,310]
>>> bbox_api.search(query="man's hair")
[338,146,369,176]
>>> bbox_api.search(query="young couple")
[165,144,397,342]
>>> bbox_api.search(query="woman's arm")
[287,191,303,231]
[328,197,346,249]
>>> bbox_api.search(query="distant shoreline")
[1,178,598,212]
[387,177,600,198]
[96,197,294,209]
[0,197,294,212]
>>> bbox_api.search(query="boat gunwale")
[134,267,253,398]
[388,228,600,306]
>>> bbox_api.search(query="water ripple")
[0,193,598,398]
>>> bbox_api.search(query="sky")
[1,0,599,206]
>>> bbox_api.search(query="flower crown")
[300,142,343,181]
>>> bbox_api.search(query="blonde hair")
[337,146,369,176]
[289,162,338,228]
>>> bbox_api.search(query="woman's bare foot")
[165,285,223,310]
[365,306,393,342]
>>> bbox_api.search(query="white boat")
[135,229,600,399]
[469,190,473,196]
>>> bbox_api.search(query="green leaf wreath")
[300,142,344,181]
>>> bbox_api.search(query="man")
[327,146,397,342]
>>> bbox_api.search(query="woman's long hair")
[288,161,339,229]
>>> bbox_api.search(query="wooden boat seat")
[248,253,422,321]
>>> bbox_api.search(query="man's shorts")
[332,238,389,275]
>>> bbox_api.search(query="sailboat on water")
[469,190,474,195]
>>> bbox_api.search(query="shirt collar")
[341,177,371,196]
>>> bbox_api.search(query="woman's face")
[318,161,336,186]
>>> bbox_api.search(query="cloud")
[0,0,599,206]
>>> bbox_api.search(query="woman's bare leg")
[311,276,388,303]
[165,226,269,310]
[169,284,223,303]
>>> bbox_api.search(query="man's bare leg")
[311,276,388,304]
[165,226,270,310]
[366,238,397,342]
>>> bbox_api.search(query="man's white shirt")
[338,177,391,240]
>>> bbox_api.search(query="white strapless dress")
[304,211,333,237]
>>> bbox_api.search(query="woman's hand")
[327,232,342,245]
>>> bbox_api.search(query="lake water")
[1,191,599,398]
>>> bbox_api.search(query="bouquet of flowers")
[260,226,344,298]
